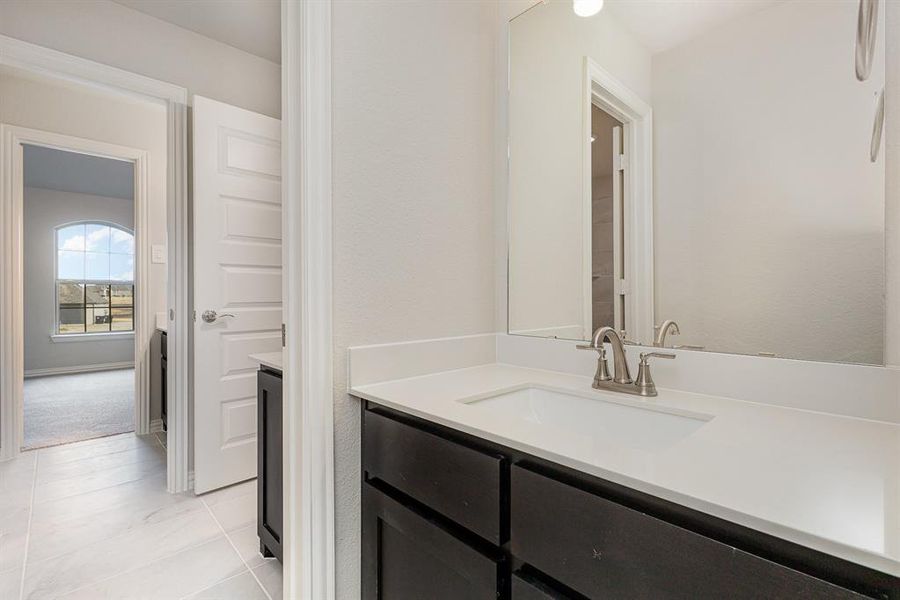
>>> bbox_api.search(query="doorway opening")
[22,146,137,449]
[590,104,625,334]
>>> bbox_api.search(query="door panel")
[192,95,281,494]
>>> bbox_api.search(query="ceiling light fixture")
[573,0,604,17]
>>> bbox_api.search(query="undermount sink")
[463,386,711,452]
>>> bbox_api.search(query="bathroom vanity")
[361,405,885,598]
[250,352,284,563]
[353,355,900,599]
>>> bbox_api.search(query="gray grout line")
[18,450,40,600]
[199,495,273,600]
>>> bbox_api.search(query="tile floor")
[0,432,282,600]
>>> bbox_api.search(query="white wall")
[652,0,885,364]
[507,0,651,336]
[23,187,135,373]
[332,1,498,595]
[0,0,280,118]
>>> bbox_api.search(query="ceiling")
[24,145,134,201]
[605,0,783,54]
[112,0,281,63]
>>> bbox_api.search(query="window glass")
[57,250,84,280]
[56,223,134,335]
[57,224,85,251]
[109,254,134,282]
[85,223,110,252]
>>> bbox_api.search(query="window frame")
[53,220,135,337]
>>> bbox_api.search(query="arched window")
[56,222,134,335]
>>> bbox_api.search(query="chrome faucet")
[654,319,680,348]
[578,327,675,397]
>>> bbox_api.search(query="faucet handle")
[639,351,676,364]
[576,342,605,356]
[635,352,675,397]
[577,342,612,384]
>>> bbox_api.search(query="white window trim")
[50,331,134,343]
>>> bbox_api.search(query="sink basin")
[463,386,710,452]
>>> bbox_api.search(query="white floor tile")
[0,566,22,600]
[30,472,171,526]
[2,431,282,600]
[23,504,221,599]
[252,560,282,600]
[36,444,163,485]
[0,517,29,573]
[225,525,270,569]
[38,433,153,467]
[32,456,165,504]
[200,479,256,507]
[203,485,257,533]
[58,537,246,600]
[28,494,206,564]
[183,570,268,600]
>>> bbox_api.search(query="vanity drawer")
[363,409,504,544]
[511,465,866,600]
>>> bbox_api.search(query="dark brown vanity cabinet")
[360,402,899,600]
[258,367,283,563]
[160,331,167,431]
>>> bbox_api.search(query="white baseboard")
[149,419,164,433]
[24,361,135,379]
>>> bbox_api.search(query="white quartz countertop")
[249,352,283,371]
[351,363,900,576]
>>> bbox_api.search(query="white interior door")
[192,95,281,494]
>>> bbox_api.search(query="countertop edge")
[249,352,283,372]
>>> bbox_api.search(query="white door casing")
[192,95,282,494]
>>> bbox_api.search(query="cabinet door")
[160,333,167,430]
[257,369,283,562]
[362,482,500,600]
[511,572,572,600]
[512,465,866,600]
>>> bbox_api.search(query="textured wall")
[652,0,885,364]
[0,0,281,118]
[332,1,498,596]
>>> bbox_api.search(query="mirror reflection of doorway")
[590,104,624,333]
[22,145,136,450]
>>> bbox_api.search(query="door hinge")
[281,323,286,347]
[615,153,627,171]
[192,310,196,322]
[616,278,630,296]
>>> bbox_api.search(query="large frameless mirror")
[508,0,887,365]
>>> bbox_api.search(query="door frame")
[282,1,336,598]
[0,35,191,494]
[0,125,149,453]
[581,57,654,343]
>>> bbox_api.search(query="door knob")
[201,309,235,323]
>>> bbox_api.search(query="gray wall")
[24,186,135,373]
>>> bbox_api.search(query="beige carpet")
[24,368,135,449]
